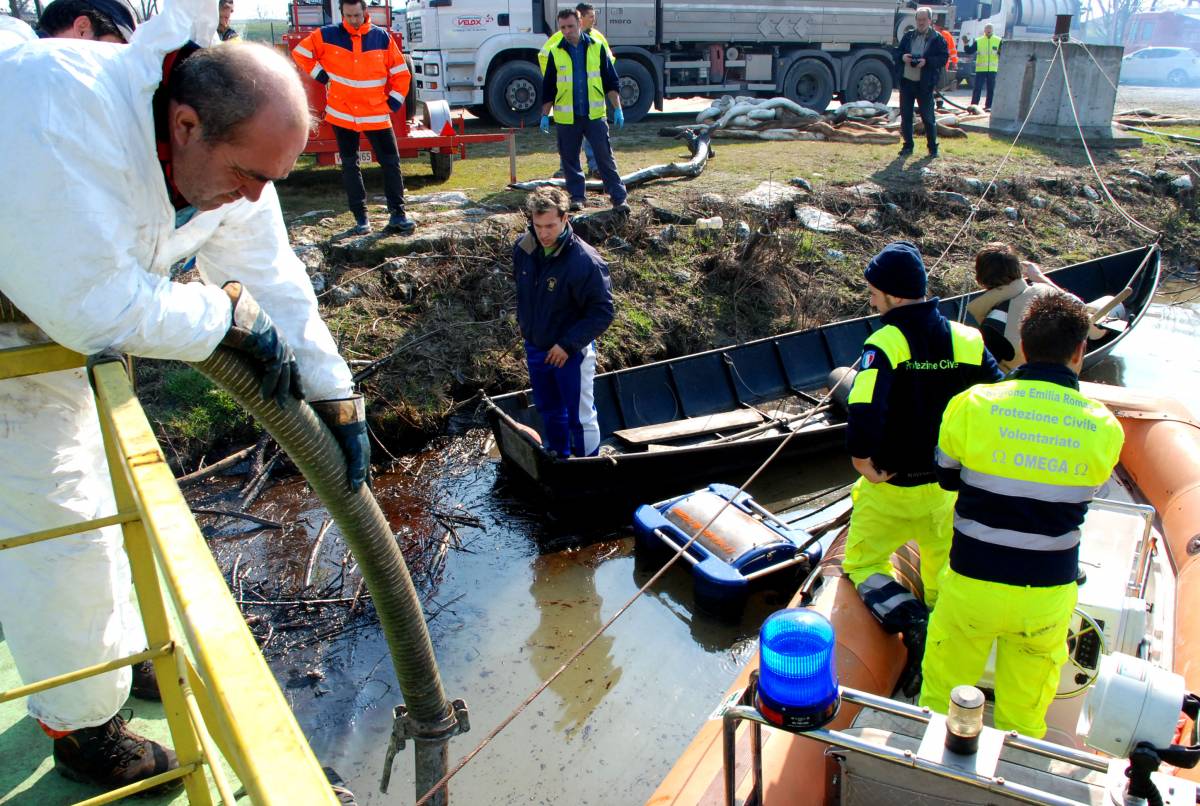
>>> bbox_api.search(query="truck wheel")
[487,60,543,128]
[430,151,453,181]
[782,59,834,113]
[616,60,654,124]
[844,58,893,104]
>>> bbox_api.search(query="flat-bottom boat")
[646,381,1200,806]
[485,246,1161,515]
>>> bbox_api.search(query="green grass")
[158,367,248,442]
[232,18,289,44]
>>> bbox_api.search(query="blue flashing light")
[755,609,839,731]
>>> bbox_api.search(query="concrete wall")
[989,39,1125,142]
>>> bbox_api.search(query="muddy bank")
[142,141,1200,472]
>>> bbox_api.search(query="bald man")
[0,25,367,795]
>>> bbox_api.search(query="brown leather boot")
[53,713,179,792]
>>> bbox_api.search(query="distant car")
[1120,46,1200,87]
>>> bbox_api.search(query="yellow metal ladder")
[0,343,337,805]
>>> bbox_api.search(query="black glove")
[897,619,928,698]
[220,281,304,407]
[311,395,371,491]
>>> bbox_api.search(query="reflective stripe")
[985,309,1008,323]
[954,516,1081,551]
[389,90,405,103]
[959,467,1096,503]
[294,45,314,58]
[554,104,572,113]
[389,63,409,75]
[847,368,878,405]
[588,101,606,111]
[325,106,391,125]
[325,71,387,88]
[864,325,911,366]
[557,75,572,84]
[309,64,324,80]
[586,70,601,79]
[935,446,961,470]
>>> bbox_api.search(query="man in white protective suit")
[0,0,370,794]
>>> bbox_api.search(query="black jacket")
[895,28,949,92]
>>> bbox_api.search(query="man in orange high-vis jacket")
[292,0,414,235]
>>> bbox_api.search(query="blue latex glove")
[220,281,305,407]
[539,114,550,134]
[613,107,624,130]
[312,395,371,491]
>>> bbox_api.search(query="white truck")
[955,0,1081,75]
[403,0,924,127]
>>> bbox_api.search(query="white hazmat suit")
[0,0,352,731]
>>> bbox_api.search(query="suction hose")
[0,299,459,802]
[191,347,456,805]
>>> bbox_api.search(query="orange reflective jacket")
[292,20,410,132]
[940,29,958,68]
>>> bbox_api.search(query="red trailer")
[284,2,512,181]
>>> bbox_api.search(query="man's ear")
[69,15,94,39]
[169,102,203,147]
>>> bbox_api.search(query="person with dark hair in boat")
[920,293,1124,739]
[513,186,614,457]
[841,241,1002,690]
[967,242,1066,372]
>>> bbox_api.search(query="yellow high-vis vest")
[976,34,1001,73]
[548,37,608,125]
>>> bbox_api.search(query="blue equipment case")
[632,483,821,617]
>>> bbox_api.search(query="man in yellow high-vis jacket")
[963,23,1001,110]
[539,8,628,213]
[539,2,614,179]
[920,293,1124,738]
[843,241,1002,693]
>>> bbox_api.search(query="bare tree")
[1088,0,1145,43]
[7,0,37,22]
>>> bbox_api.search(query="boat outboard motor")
[827,367,856,413]
[855,573,928,697]
[1080,653,1200,805]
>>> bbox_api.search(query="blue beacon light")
[755,609,840,730]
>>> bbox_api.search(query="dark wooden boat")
[483,245,1160,512]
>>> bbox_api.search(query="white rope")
[928,45,1065,274]
[1057,39,1159,237]
[1074,40,1200,180]
[413,365,859,806]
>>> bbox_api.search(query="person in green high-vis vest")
[963,23,1002,110]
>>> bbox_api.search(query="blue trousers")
[556,117,626,206]
[971,71,997,108]
[525,342,600,458]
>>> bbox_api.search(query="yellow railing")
[0,343,336,805]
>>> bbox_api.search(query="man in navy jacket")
[896,7,949,158]
[513,187,614,457]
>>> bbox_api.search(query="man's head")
[984,23,994,36]
[864,241,927,313]
[340,0,367,27]
[37,0,137,42]
[974,242,1022,289]
[576,2,595,31]
[557,8,580,45]
[167,43,311,211]
[914,6,932,32]
[1020,293,1089,371]
[219,0,234,28]
[525,187,570,248]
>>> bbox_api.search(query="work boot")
[587,168,601,179]
[898,144,914,156]
[927,147,939,159]
[385,211,415,235]
[130,660,160,701]
[612,201,631,215]
[351,213,371,236]
[54,713,179,793]
[896,619,928,698]
[569,198,585,212]
[553,168,564,178]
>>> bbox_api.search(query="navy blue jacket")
[846,299,1002,484]
[541,33,620,115]
[895,28,949,92]
[513,225,614,353]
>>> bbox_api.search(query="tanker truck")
[403,0,924,126]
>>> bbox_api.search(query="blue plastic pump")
[755,609,840,730]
